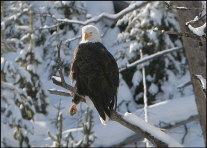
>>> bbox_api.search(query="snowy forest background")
[1,1,206,147]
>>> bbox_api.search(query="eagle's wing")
[94,43,119,110]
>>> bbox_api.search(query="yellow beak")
[84,33,91,40]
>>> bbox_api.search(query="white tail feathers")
[84,96,109,125]
[100,112,109,125]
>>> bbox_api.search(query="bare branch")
[65,35,81,44]
[51,42,85,102]
[119,46,183,72]
[55,42,71,89]
[160,115,199,129]
[48,89,72,97]
[153,28,206,40]
[48,131,56,141]
[185,14,206,26]
[56,1,149,26]
[164,2,206,11]
[177,80,192,91]
[181,124,188,144]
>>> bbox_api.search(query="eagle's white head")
[81,25,101,43]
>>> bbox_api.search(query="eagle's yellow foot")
[69,104,78,115]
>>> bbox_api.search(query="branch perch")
[49,42,183,147]
[49,41,85,102]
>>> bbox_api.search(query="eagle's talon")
[69,104,78,115]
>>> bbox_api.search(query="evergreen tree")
[15,5,48,114]
[1,57,35,147]
[116,1,189,106]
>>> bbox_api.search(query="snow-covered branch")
[193,74,206,95]
[114,115,198,147]
[110,89,199,147]
[56,1,149,26]
[110,111,183,147]
[119,47,183,72]
[140,49,150,146]
[187,23,206,37]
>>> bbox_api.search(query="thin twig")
[140,49,149,147]
[186,14,206,26]
[153,28,206,40]
[48,131,56,141]
[164,2,206,11]
[55,42,75,92]
[48,89,72,97]
[160,115,198,129]
[177,80,192,91]
[52,42,85,102]
[181,124,188,144]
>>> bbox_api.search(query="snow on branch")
[49,42,183,147]
[110,111,183,147]
[140,49,150,146]
[185,14,206,26]
[187,23,206,37]
[111,94,199,147]
[113,115,198,147]
[119,47,183,72]
[56,1,149,26]
[193,74,206,94]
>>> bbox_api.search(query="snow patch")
[188,23,206,36]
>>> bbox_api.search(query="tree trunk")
[174,1,206,146]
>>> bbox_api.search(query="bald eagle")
[69,25,119,125]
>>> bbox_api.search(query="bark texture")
[174,1,206,145]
